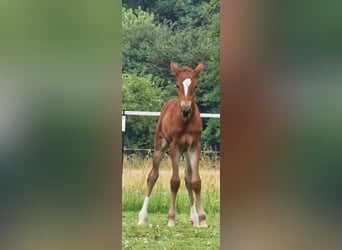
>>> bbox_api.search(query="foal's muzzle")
[180,105,192,118]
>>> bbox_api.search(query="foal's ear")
[193,61,204,77]
[170,60,181,76]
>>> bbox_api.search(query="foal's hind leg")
[186,147,208,227]
[138,138,167,225]
[184,156,199,227]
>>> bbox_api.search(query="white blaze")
[182,78,192,97]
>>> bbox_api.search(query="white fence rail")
[121,110,220,161]
[122,110,220,118]
[122,110,220,132]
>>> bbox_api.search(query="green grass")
[122,211,220,250]
[122,154,220,249]
[123,187,219,214]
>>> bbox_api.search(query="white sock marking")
[182,78,191,97]
[138,196,150,225]
[188,151,198,170]
[190,204,199,227]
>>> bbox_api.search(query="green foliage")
[122,1,220,151]
[123,0,212,28]
[122,7,157,73]
[122,73,164,149]
[201,119,220,151]
[122,7,155,26]
[122,72,164,111]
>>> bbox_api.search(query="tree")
[202,119,220,151]
[122,7,157,73]
[123,0,211,28]
[122,72,164,149]
[122,1,220,152]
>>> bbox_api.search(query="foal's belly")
[175,134,200,152]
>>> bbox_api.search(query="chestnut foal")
[138,61,207,227]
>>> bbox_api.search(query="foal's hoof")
[137,220,145,226]
[191,220,200,227]
[199,220,208,228]
[190,215,199,227]
[137,211,147,225]
[167,219,175,227]
[191,218,207,228]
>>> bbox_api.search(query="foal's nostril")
[181,106,192,117]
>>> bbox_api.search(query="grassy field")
[122,154,220,249]
[122,211,220,250]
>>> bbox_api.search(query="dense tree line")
[122,0,220,152]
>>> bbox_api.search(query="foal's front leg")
[137,148,162,225]
[167,145,181,227]
[138,137,168,225]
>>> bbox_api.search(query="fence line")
[123,148,220,154]
[121,110,220,162]
[122,110,220,118]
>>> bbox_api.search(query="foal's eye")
[175,85,179,88]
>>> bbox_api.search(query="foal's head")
[171,61,203,119]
